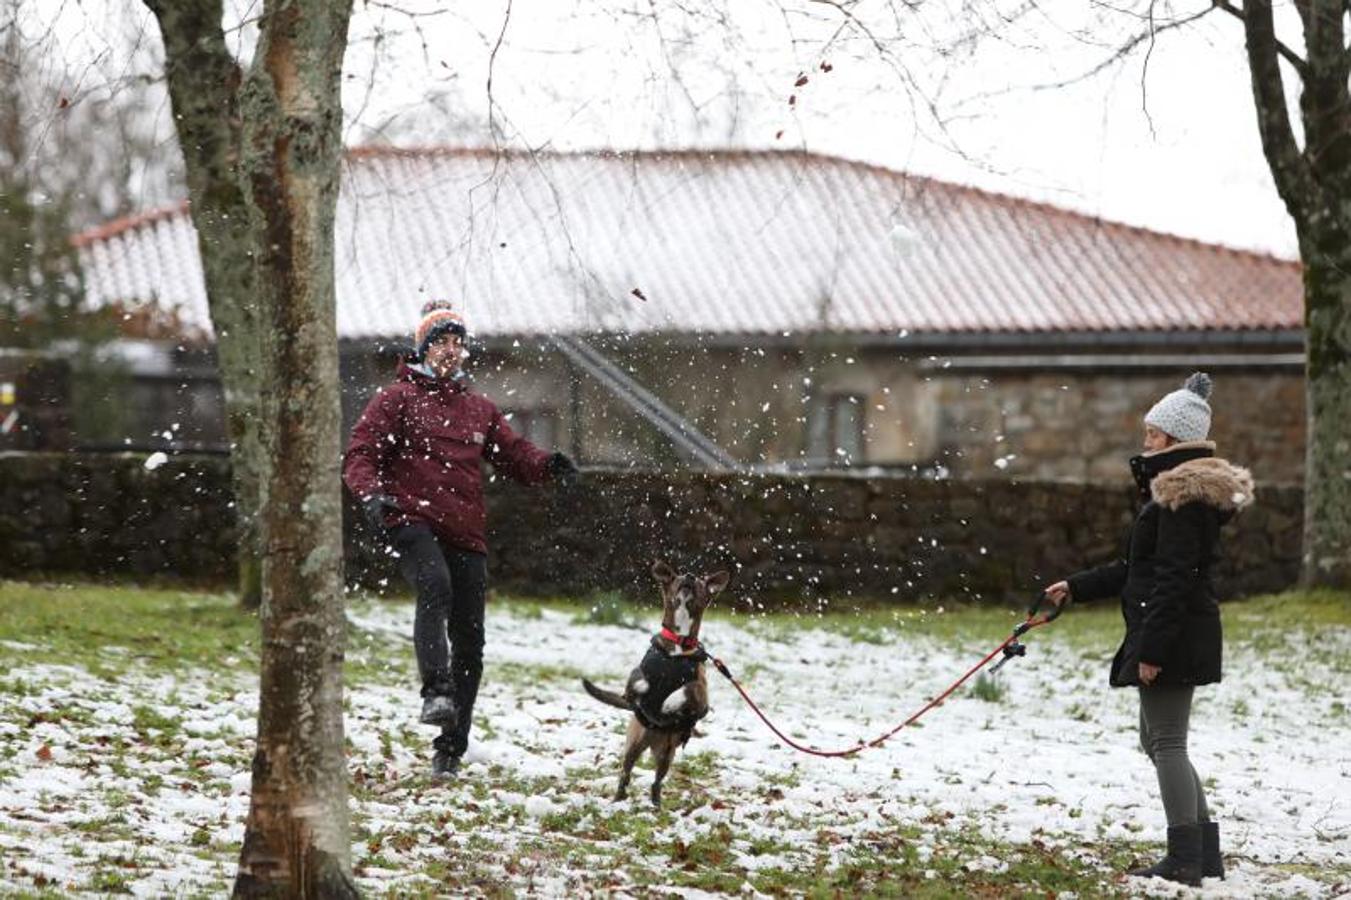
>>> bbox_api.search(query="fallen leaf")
[35,744,52,762]
[795,74,809,87]
[631,287,647,301]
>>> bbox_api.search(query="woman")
[1045,372,1253,886]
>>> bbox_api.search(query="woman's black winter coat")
[1068,442,1254,688]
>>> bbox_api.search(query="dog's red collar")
[659,627,701,651]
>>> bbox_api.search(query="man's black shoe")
[419,694,458,727]
[431,750,461,780]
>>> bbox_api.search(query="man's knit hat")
[1144,372,1213,442]
[414,301,467,359]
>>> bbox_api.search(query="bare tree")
[142,0,358,894]
[0,0,171,345]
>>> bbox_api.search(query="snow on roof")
[73,147,1303,341]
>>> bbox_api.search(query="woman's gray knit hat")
[1144,372,1213,441]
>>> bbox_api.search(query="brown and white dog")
[582,560,730,806]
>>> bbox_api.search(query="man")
[343,301,579,778]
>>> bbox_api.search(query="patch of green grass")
[0,581,256,677]
[676,749,720,780]
[747,829,1138,900]
[1273,859,1351,882]
[1,883,74,900]
[969,672,1006,702]
[509,600,546,620]
[343,623,406,686]
[86,853,142,894]
[573,590,642,628]
[1226,589,1351,633]
[491,660,592,687]
[0,677,39,698]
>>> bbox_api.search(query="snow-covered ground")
[1,597,1347,897]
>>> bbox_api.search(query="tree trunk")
[1299,246,1351,586]
[229,1,357,896]
[143,0,266,610]
[1241,0,1351,588]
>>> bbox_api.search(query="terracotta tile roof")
[73,147,1302,341]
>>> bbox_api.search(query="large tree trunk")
[230,1,357,895]
[1242,0,1351,588]
[144,0,266,610]
[146,0,358,894]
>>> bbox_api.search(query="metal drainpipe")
[547,334,741,471]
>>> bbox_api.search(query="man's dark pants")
[391,524,487,759]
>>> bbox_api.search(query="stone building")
[70,148,1304,483]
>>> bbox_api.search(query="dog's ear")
[652,560,675,583]
[704,570,730,595]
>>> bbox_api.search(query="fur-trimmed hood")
[1151,456,1255,512]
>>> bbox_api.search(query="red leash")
[708,611,1057,758]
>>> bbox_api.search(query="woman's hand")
[1044,580,1070,608]
[1138,662,1162,685]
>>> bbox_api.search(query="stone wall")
[930,370,1306,484]
[1,452,1302,605]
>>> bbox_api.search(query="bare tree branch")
[1289,0,1351,179]
[486,0,513,145]
[806,0,890,56]
[1239,0,1322,223]
[1213,0,1309,74]
[1038,6,1215,92]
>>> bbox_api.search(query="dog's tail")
[582,679,633,712]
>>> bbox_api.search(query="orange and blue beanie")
[414,301,467,360]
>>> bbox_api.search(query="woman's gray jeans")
[1139,685,1211,826]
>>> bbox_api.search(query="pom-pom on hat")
[414,301,467,360]
[1144,372,1213,442]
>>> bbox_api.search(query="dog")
[582,560,730,807]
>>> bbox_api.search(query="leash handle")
[1026,586,1059,621]
[1029,589,1062,621]
[1015,591,1062,636]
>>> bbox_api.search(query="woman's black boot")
[1201,821,1223,879]
[1128,824,1203,886]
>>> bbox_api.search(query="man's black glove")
[362,493,399,530]
[547,451,580,488]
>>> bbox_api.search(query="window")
[807,393,865,465]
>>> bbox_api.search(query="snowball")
[889,222,922,258]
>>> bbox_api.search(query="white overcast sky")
[45,0,1302,259]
